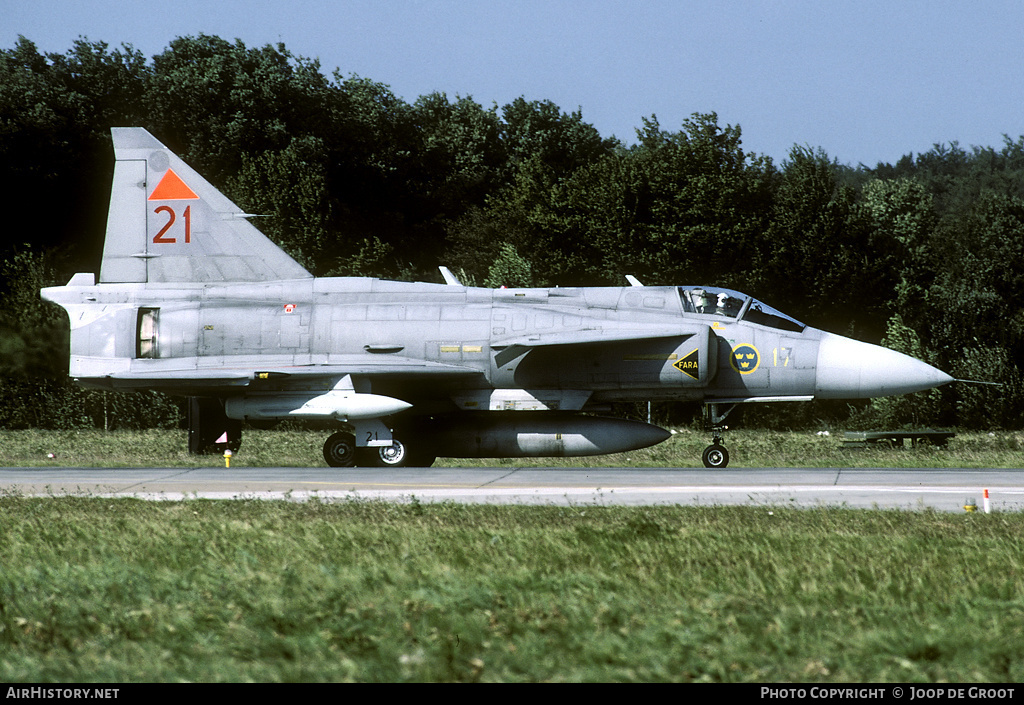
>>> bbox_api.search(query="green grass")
[1,498,1022,682]
[2,428,1022,682]
[1,427,1022,468]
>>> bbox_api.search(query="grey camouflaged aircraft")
[42,128,955,468]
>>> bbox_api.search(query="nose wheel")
[702,403,736,468]
[702,440,730,468]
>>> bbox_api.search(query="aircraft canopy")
[678,287,805,333]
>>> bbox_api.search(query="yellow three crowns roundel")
[730,344,760,374]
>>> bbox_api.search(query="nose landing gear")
[702,438,729,468]
[702,403,735,468]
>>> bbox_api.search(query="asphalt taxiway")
[2,466,1022,512]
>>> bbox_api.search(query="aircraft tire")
[323,432,357,467]
[360,438,436,468]
[702,444,729,469]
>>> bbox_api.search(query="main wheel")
[323,432,357,467]
[702,443,730,468]
[360,438,436,468]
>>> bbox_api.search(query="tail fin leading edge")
[100,128,312,284]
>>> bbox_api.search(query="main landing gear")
[322,431,436,468]
[702,403,736,468]
[323,431,357,467]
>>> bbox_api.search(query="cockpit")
[678,287,805,333]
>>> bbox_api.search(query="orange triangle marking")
[148,169,199,200]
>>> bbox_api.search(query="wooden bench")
[842,430,955,449]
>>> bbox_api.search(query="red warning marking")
[148,169,199,201]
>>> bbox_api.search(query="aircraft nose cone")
[815,331,954,399]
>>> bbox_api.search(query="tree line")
[2,34,1022,431]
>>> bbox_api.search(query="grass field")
[2,428,1023,682]
[1,497,1023,682]
[1,427,1023,468]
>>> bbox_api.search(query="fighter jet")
[41,128,954,468]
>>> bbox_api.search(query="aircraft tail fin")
[100,128,312,284]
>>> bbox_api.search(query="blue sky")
[4,0,1023,166]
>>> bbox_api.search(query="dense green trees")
[2,34,1022,430]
